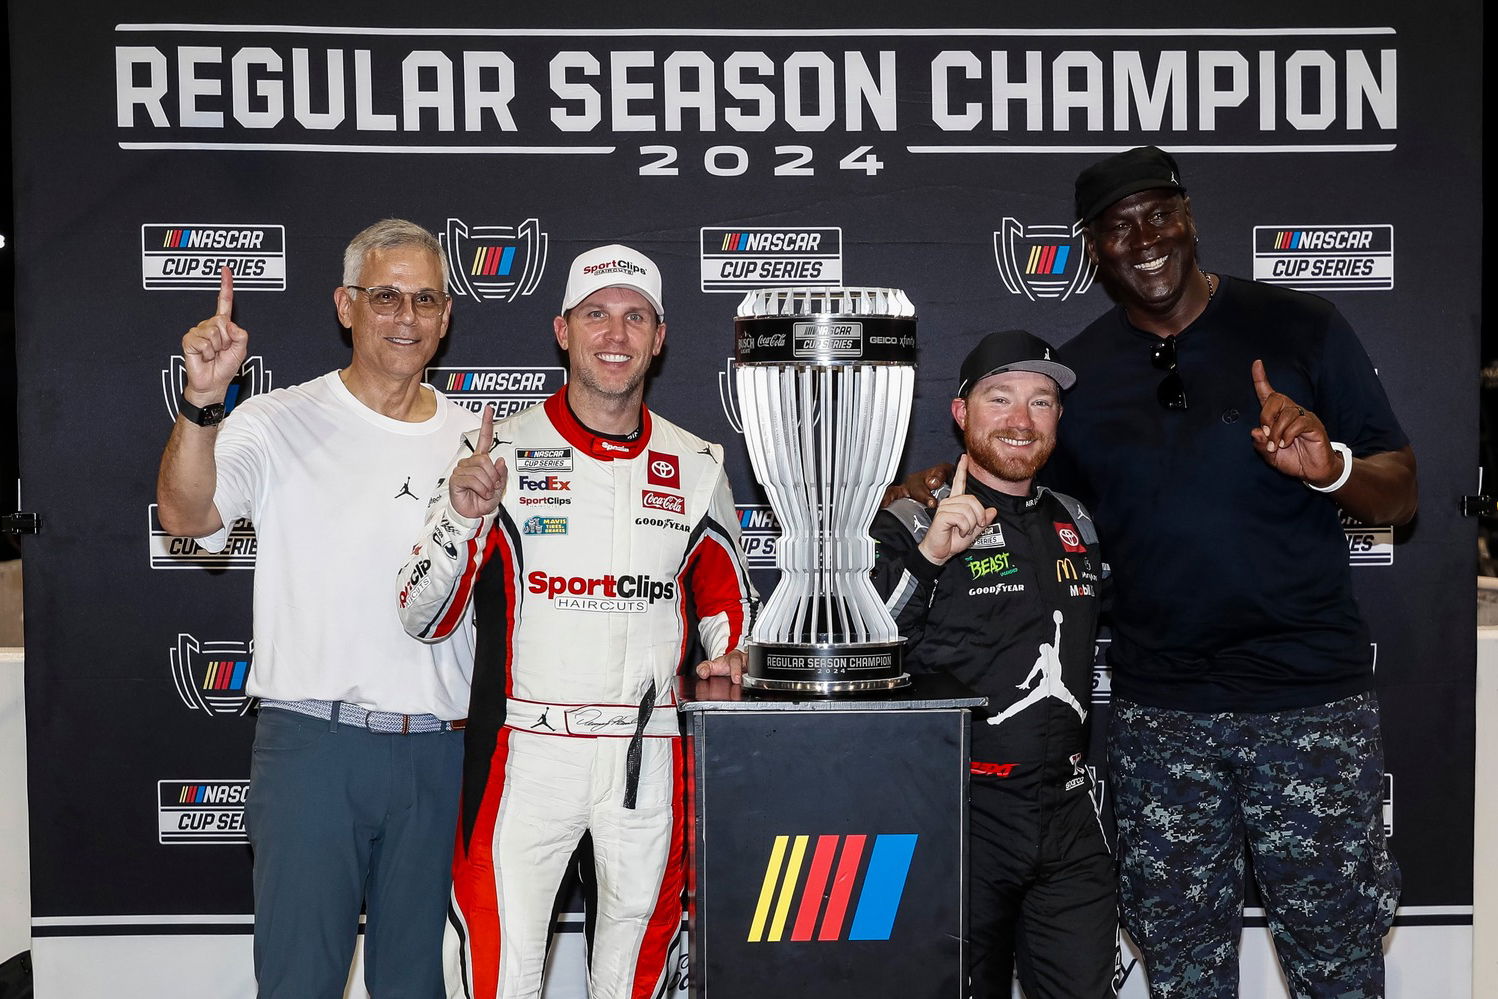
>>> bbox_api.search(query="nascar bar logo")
[148,504,256,570]
[442,217,548,303]
[161,354,272,424]
[1343,512,1394,565]
[141,224,286,291]
[994,218,1097,301]
[700,227,843,292]
[748,833,917,942]
[429,365,566,419]
[158,779,249,844]
[737,505,781,568]
[171,634,254,716]
[1252,224,1394,291]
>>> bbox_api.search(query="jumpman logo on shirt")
[394,477,418,500]
[988,609,1088,727]
[533,708,555,732]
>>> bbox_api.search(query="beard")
[965,427,1056,485]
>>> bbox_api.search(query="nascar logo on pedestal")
[748,833,917,942]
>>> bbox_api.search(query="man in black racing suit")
[871,330,1116,999]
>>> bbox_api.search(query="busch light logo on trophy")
[734,287,918,693]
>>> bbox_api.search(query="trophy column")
[734,287,917,693]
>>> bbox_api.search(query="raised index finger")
[216,266,235,318]
[1251,359,1274,405]
[952,453,969,496]
[480,404,495,454]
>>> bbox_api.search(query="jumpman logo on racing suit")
[987,609,1087,726]
[533,708,555,731]
[394,477,418,500]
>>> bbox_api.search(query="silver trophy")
[734,287,917,693]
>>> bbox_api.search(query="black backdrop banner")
[11,1,1480,994]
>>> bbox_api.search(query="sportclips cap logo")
[699,227,843,292]
[1253,224,1393,292]
[583,258,647,278]
[428,365,566,419]
[748,833,917,942]
[171,635,253,716]
[162,354,272,423]
[149,504,256,570]
[526,571,676,613]
[158,779,249,844]
[441,217,548,303]
[994,218,1097,301]
[141,224,286,291]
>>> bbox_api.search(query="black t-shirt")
[1044,275,1408,712]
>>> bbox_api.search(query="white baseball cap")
[560,244,665,320]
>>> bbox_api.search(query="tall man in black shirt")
[1046,146,1417,998]
[873,331,1116,999]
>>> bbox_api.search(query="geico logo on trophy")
[519,475,571,491]
[642,490,686,515]
[527,571,676,602]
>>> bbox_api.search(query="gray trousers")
[246,705,464,998]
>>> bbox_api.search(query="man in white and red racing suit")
[398,245,754,999]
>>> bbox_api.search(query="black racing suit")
[872,476,1116,999]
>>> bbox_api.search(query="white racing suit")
[398,389,754,999]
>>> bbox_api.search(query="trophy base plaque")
[743,642,909,695]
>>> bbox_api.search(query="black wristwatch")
[179,398,227,427]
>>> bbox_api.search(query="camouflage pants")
[1108,693,1399,999]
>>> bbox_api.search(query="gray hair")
[341,219,448,289]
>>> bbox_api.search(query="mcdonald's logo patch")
[1056,558,1078,581]
[747,833,916,943]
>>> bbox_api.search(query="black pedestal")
[676,674,984,999]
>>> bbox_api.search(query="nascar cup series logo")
[994,218,1097,301]
[141,224,286,291]
[162,354,272,424]
[1343,511,1394,566]
[158,779,249,844]
[699,227,843,292]
[737,505,781,568]
[171,634,254,716]
[427,365,566,419]
[1253,224,1394,291]
[148,504,256,569]
[442,217,548,303]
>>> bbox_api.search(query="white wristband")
[1306,441,1353,493]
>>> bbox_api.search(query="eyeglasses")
[347,285,450,317]
[1151,335,1187,410]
